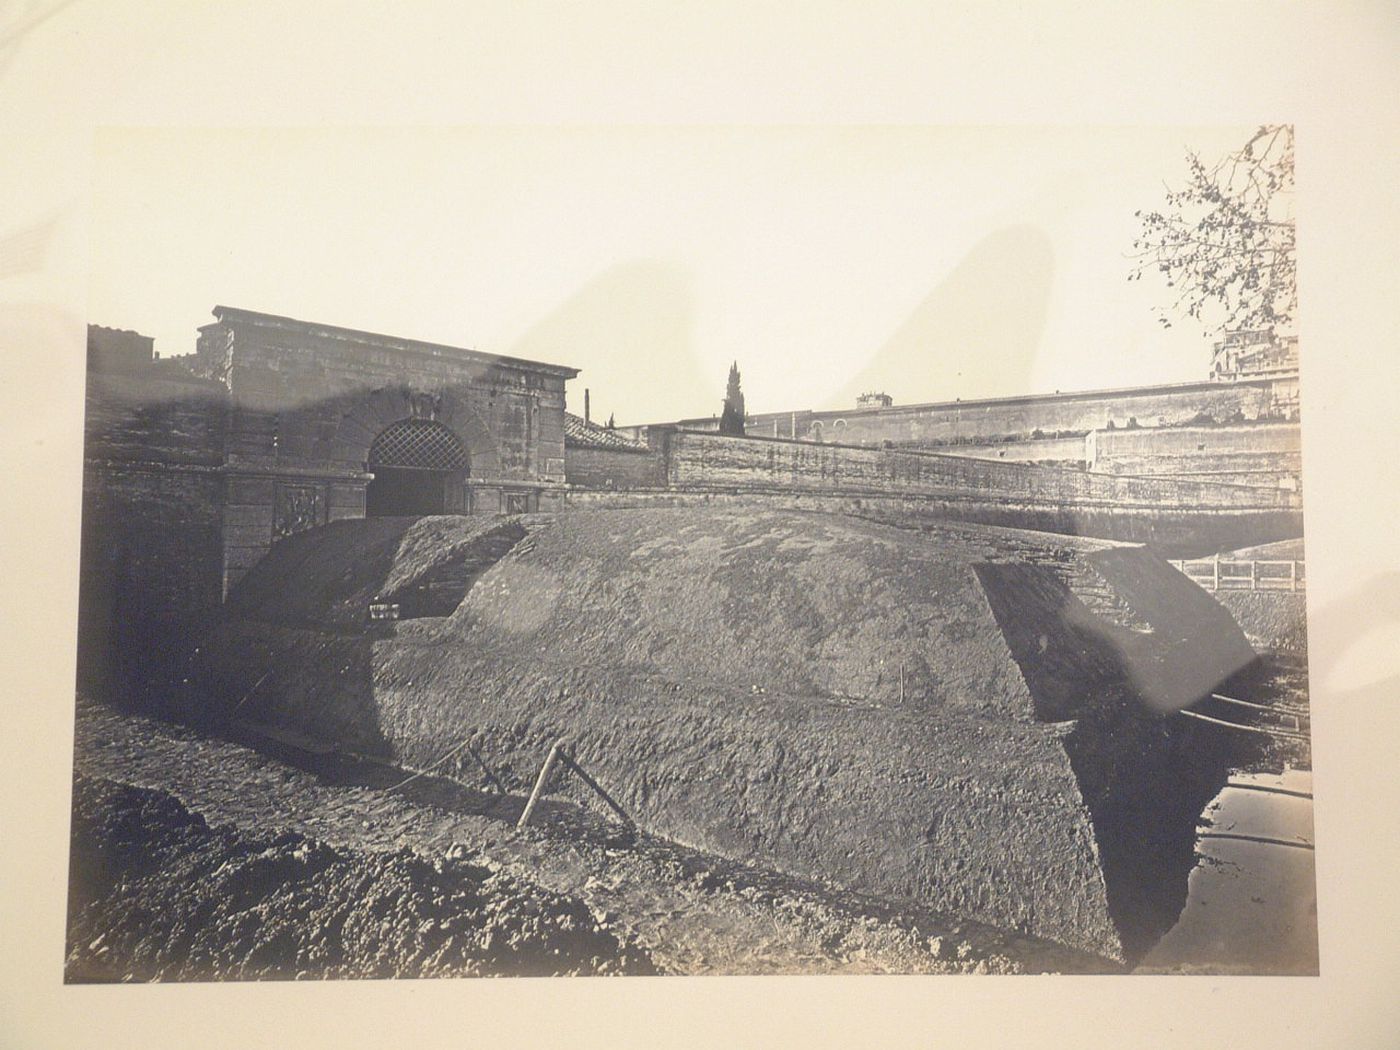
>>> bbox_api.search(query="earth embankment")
[188,507,1258,962]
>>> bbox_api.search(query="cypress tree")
[719,361,746,436]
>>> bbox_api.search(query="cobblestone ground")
[70,699,1118,976]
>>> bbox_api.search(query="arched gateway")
[162,306,575,595]
[366,418,470,516]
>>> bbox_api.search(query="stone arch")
[333,386,500,479]
[368,419,469,472]
[809,420,825,443]
[364,417,471,516]
[436,393,500,479]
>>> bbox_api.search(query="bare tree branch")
[1132,125,1296,336]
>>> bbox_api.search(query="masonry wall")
[562,430,1303,554]
[932,434,1087,467]
[84,371,226,465]
[193,314,573,592]
[79,371,227,699]
[565,488,1301,557]
[1087,422,1302,489]
[87,326,156,374]
[681,374,1299,448]
[659,429,1300,511]
[198,320,568,484]
[564,445,666,490]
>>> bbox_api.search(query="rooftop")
[564,413,649,451]
[209,305,580,379]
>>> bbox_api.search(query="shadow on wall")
[974,551,1266,963]
[76,481,224,710]
[832,225,1055,407]
[508,260,712,424]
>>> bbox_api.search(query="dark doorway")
[366,467,459,516]
[366,418,469,516]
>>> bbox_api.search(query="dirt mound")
[73,702,1130,976]
[65,774,655,981]
[448,509,1042,708]
[223,515,528,628]
[190,506,1259,962]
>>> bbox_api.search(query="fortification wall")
[564,445,666,490]
[559,429,1302,554]
[659,429,1298,511]
[84,371,226,465]
[189,310,579,592]
[1094,458,1297,490]
[86,325,156,375]
[564,488,1301,558]
[689,375,1297,447]
[1091,421,1299,460]
[1087,422,1301,489]
[937,434,1087,466]
[80,372,228,699]
[197,318,569,486]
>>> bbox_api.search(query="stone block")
[226,476,277,505]
[223,522,273,548]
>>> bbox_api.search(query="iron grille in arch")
[368,419,469,471]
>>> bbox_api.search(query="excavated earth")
[66,772,654,981]
[167,506,1268,967]
[69,700,1114,978]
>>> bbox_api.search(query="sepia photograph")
[3,4,1398,1049]
[67,124,1313,980]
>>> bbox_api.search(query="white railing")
[1170,555,1305,592]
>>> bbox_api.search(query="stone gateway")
[78,308,578,696]
[190,307,579,593]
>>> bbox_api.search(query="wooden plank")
[1178,707,1309,741]
[517,740,564,829]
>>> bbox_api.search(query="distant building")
[87,325,155,374]
[1211,330,1299,382]
[856,391,893,410]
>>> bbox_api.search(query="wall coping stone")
[210,306,580,380]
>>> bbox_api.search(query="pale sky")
[88,125,1252,425]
